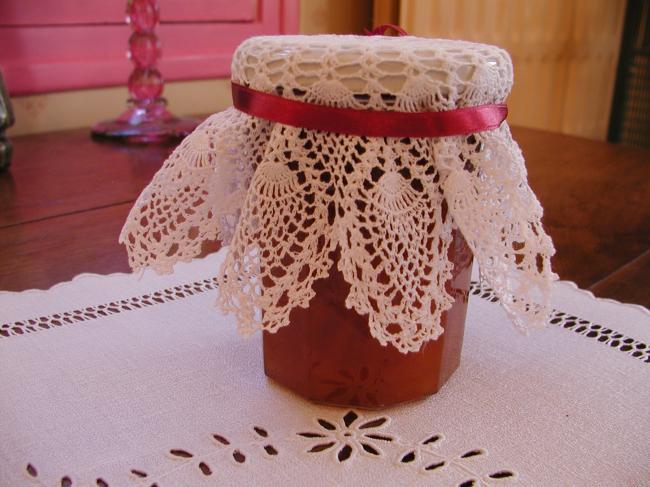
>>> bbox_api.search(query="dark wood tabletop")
[1,124,648,308]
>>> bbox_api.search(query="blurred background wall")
[381,0,627,140]
[7,0,642,145]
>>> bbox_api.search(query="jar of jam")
[121,32,556,411]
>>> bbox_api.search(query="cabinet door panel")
[0,0,297,95]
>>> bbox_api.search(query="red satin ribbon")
[231,83,507,138]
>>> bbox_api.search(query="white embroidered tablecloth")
[1,248,648,487]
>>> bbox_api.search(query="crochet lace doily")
[120,35,557,353]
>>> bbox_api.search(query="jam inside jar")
[263,229,473,409]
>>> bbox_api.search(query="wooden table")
[1,125,648,308]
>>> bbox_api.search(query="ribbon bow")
[363,24,409,36]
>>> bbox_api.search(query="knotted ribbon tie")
[363,23,409,36]
[231,25,507,138]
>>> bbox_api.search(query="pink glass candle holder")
[92,0,198,143]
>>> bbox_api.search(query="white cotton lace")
[120,35,557,352]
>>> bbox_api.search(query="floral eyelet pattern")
[23,411,516,486]
[296,410,517,486]
[298,410,392,462]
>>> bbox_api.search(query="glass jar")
[263,229,472,408]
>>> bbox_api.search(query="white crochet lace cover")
[120,35,557,352]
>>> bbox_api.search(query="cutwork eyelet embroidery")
[296,410,516,486]
[163,424,278,478]
[0,278,219,338]
[23,412,517,486]
[470,281,650,363]
[298,410,392,462]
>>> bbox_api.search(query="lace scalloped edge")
[551,279,650,316]
[0,251,226,298]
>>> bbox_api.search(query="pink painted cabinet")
[0,0,299,95]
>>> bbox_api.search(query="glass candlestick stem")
[92,0,198,143]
